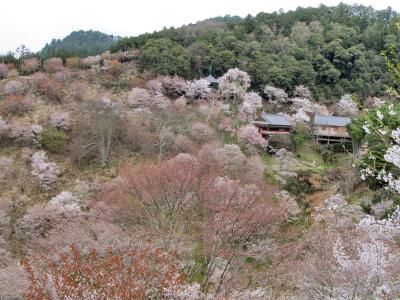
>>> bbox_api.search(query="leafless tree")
[82,98,119,167]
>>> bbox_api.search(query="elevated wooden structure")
[253,113,293,139]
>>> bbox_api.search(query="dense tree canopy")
[40,30,118,59]
[109,4,400,101]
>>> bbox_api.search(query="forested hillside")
[40,30,118,58]
[1,3,400,299]
[110,4,400,101]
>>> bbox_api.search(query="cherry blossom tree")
[70,80,88,102]
[238,92,262,122]
[31,150,58,190]
[264,85,289,103]
[7,121,42,146]
[23,244,186,300]
[80,55,100,69]
[50,111,72,131]
[21,58,40,75]
[218,68,251,102]
[191,122,214,143]
[335,94,360,117]
[0,95,33,116]
[32,73,63,103]
[43,57,64,74]
[365,96,385,108]
[201,176,284,292]
[237,125,268,154]
[4,80,25,96]
[218,117,236,135]
[98,153,205,249]
[127,87,168,109]
[293,85,312,99]
[161,76,187,99]
[291,97,329,122]
[212,144,247,174]
[185,79,211,100]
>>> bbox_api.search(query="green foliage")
[360,200,372,214]
[268,135,292,150]
[108,4,400,100]
[382,44,400,96]
[290,124,309,152]
[320,148,337,164]
[284,170,316,198]
[138,38,192,77]
[39,128,68,153]
[40,30,118,59]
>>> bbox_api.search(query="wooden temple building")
[254,112,352,145]
[253,113,293,139]
[310,114,352,144]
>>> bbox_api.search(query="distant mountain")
[40,30,119,58]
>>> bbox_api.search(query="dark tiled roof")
[314,115,351,127]
[260,113,292,127]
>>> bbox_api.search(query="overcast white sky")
[1,0,399,54]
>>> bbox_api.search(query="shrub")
[43,57,64,74]
[191,122,214,143]
[320,147,337,164]
[284,170,316,198]
[290,124,309,152]
[0,95,33,116]
[269,134,292,150]
[32,73,63,103]
[52,70,70,82]
[105,59,122,75]
[39,128,68,153]
[0,63,8,79]
[4,80,25,96]
[147,78,163,94]
[70,80,88,102]
[65,56,80,69]
[21,58,40,75]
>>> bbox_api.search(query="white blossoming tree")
[349,103,400,194]
[31,151,59,190]
[335,94,360,117]
[185,79,211,100]
[264,85,289,103]
[238,92,262,122]
[218,68,251,103]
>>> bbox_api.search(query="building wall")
[314,125,349,138]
